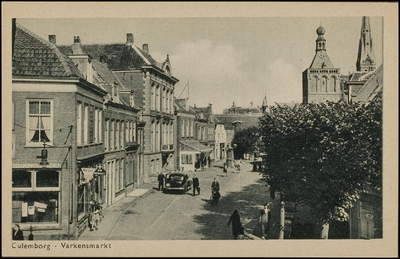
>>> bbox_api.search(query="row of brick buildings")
[11,21,226,239]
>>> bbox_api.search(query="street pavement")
[79,160,281,240]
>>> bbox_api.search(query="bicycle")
[210,189,221,205]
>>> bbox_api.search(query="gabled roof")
[13,24,83,79]
[174,101,195,115]
[58,43,170,75]
[352,64,383,102]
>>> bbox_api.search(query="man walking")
[260,203,271,239]
[192,174,200,196]
[158,172,165,191]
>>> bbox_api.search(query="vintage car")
[164,173,191,194]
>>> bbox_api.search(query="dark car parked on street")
[164,173,192,194]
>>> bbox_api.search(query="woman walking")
[227,210,243,239]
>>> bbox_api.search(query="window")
[120,121,125,149]
[27,100,52,145]
[120,158,124,190]
[84,105,88,144]
[156,122,160,151]
[181,154,193,164]
[181,120,185,137]
[115,159,120,192]
[132,122,136,142]
[110,120,115,150]
[151,122,155,151]
[126,121,129,142]
[94,108,99,143]
[186,119,189,137]
[12,170,60,223]
[99,110,102,143]
[105,119,109,151]
[77,103,82,145]
[116,121,120,150]
[151,84,155,110]
[88,106,94,144]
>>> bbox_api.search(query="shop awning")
[180,140,213,153]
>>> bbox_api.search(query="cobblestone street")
[79,161,279,240]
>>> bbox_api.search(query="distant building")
[214,118,227,162]
[302,26,341,104]
[174,99,213,172]
[215,98,266,146]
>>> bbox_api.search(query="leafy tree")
[232,126,260,159]
[259,101,382,235]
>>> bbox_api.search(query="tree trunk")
[320,222,329,239]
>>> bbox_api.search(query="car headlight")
[165,183,170,187]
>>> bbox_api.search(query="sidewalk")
[78,182,155,240]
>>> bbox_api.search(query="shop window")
[36,170,59,187]
[12,170,60,224]
[12,170,32,188]
[27,100,52,145]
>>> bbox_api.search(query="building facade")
[59,34,179,182]
[214,119,227,162]
[175,99,213,172]
[12,24,108,239]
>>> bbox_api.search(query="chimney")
[48,35,56,44]
[72,36,83,54]
[142,44,149,53]
[74,36,81,44]
[126,33,133,45]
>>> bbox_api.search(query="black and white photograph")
[2,2,398,258]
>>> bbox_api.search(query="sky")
[17,17,383,114]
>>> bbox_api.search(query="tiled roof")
[92,59,125,87]
[59,43,165,72]
[175,101,195,115]
[214,114,262,130]
[13,24,83,79]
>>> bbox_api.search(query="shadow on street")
[193,181,281,240]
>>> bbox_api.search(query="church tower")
[302,26,341,104]
[356,16,376,72]
[261,95,268,114]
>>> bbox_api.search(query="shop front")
[179,140,213,172]
[76,157,105,237]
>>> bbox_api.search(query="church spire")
[261,94,268,113]
[356,16,376,72]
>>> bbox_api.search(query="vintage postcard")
[2,2,398,257]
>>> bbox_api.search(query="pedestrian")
[92,202,101,230]
[12,224,24,240]
[223,162,228,176]
[260,204,271,239]
[227,210,244,239]
[192,174,200,196]
[158,172,165,191]
[211,178,220,192]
